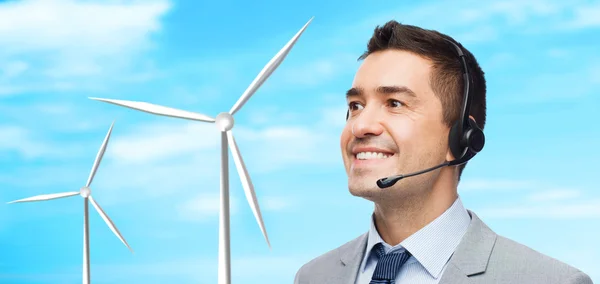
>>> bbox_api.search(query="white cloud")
[109,121,220,165]
[95,154,221,203]
[504,66,600,103]
[177,192,240,222]
[477,199,600,219]
[0,101,116,137]
[454,25,499,44]
[458,178,537,192]
[485,0,564,24]
[319,104,348,128]
[0,125,46,158]
[175,193,291,223]
[562,3,600,29]
[261,196,290,211]
[0,125,80,159]
[275,53,359,87]
[483,52,518,70]
[463,179,598,219]
[0,0,171,93]
[318,0,596,51]
[233,123,341,173]
[526,189,581,202]
[0,0,169,55]
[245,105,303,126]
[0,61,29,79]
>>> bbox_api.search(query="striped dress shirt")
[355,197,471,284]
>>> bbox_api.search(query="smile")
[355,152,394,160]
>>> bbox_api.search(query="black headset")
[444,38,485,165]
[345,37,485,167]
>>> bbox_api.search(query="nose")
[351,107,384,138]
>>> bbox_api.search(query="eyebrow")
[346,85,417,99]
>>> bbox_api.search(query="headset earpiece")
[448,117,485,166]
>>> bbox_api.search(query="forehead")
[351,50,434,98]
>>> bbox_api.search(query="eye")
[387,99,404,108]
[348,101,364,111]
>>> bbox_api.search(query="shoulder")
[457,211,593,283]
[294,233,367,284]
[487,232,593,283]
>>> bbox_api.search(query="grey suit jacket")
[294,210,593,284]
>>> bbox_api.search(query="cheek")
[387,120,415,145]
[387,120,444,153]
[397,120,448,152]
[340,124,352,150]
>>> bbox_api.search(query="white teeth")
[356,152,392,160]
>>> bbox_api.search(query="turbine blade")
[89,196,134,253]
[229,17,313,115]
[89,97,216,123]
[7,192,79,204]
[226,130,271,249]
[86,121,114,187]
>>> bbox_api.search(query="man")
[294,20,593,284]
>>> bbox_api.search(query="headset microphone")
[376,161,450,188]
[373,38,486,189]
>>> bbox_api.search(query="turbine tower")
[87,17,313,284]
[7,121,132,284]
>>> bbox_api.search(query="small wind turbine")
[87,17,313,284]
[7,122,132,284]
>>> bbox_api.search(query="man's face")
[340,50,452,201]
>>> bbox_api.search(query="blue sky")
[0,0,599,283]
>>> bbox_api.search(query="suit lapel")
[438,210,497,284]
[333,232,368,284]
[438,263,471,284]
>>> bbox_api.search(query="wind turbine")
[87,17,313,284]
[7,122,132,284]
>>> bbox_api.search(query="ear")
[445,115,477,161]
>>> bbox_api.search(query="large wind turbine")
[7,122,132,284]
[88,17,313,284]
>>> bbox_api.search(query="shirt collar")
[360,196,472,279]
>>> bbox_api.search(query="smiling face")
[341,49,454,202]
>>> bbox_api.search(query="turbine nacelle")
[216,112,234,132]
[80,187,92,198]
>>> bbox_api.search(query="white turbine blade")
[89,196,133,253]
[229,17,313,115]
[226,130,271,249]
[86,121,114,187]
[89,97,216,123]
[7,192,79,204]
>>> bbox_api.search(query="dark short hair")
[358,20,487,180]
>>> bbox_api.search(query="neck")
[373,168,458,246]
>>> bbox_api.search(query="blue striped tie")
[369,243,411,284]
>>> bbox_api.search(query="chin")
[347,173,421,204]
[347,176,384,201]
